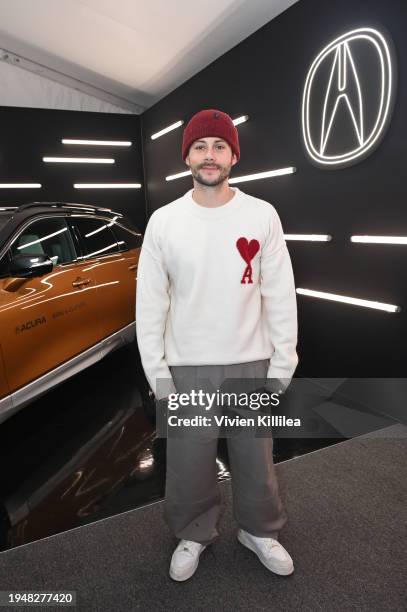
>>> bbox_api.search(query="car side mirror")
[9,253,54,278]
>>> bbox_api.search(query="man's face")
[185,137,237,187]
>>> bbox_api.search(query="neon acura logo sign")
[302,28,396,168]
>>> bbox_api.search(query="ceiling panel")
[0,0,298,110]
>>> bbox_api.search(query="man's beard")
[191,163,232,187]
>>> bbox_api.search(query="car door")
[71,216,140,341]
[0,215,102,394]
[109,217,142,325]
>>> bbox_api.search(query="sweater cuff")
[265,365,294,394]
[155,376,178,401]
[264,378,290,395]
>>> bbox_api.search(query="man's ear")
[185,155,190,167]
[231,153,238,167]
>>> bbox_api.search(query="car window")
[9,217,77,266]
[110,221,142,251]
[73,217,119,258]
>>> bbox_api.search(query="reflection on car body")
[0,344,161,551]
[0,202,143,424]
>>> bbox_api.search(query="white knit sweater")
[135,186,298,399]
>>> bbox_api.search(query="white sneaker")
[237,529,294,575]
[169,539,207,581]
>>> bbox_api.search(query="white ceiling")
[0,0,298,113]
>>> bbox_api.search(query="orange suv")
[0,202,142,424]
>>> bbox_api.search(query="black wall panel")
[0,106,145,231]
[141,0,407,378]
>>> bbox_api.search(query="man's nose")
[204,149,216,159]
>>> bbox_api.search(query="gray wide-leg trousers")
[163,359,288,546]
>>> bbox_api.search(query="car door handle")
[128,264,138,271]
[72,277,91,287]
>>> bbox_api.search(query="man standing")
[136,109,298,581]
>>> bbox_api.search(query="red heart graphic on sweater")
[236,237,260,284]
[236,237,260,264]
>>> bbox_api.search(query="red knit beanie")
[182,109,240,162]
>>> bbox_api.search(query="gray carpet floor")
[0,424,406,612]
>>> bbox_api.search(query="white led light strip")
[43,157,114,163]
[62,139,132,146]
[296,288,400,313]
[285,234,332,241]
[232,115,249,126]
[151,121,184,140]
[74,183,141,189]
[166,170,191,181]
[229,167,296,184]
[0,183,41,188]
[351,235,407,244]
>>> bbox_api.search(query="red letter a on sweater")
[241,264,253,284]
